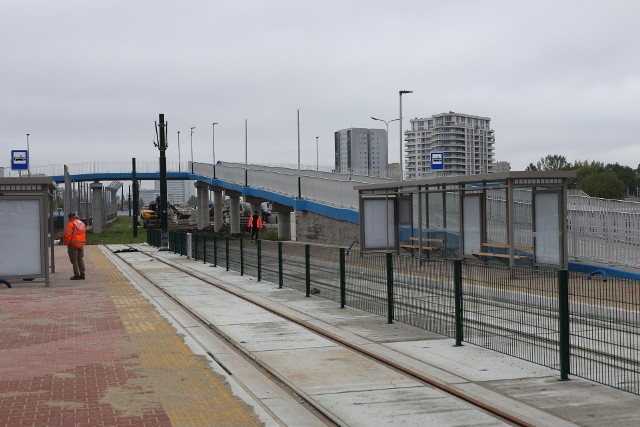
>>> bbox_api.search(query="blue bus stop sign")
[11,150,28,170]
[431,152,444,170]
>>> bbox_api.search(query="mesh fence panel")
[344,249,388,317]
[259,240,281,285]
[309,245,341,303]
[393,255,456,337]
[244,239,259,279]
[227,238,242,273]
[280,242,307,292]
[568,274,640,395]
[462,262,560,369]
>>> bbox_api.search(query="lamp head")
[399,90,413,94]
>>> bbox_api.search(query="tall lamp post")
[190,126,196,173]
[371,117,400,179]
[399,90,413,180]
[212,122,218,179]
[26,133,30,176]
[177,131,181,172]
[315,136,319,171]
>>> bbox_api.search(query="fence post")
[340,248,346,308]
[386,252,393,324]
[213,236,218,267]
[257,240,262,282]
[454,259,464,346]
[240,238,244,276]
[278,241,283,289]
[225,237,230,271]
[194,234,198,261]
[558,269,570,380]
[305,244,311,297]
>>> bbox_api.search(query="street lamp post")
[190,127,196,172]
[316,136,319,171]
[177,131,181,172]
[212,122,218,179]
[26,133,30,176]
[399,90,413,180]
[371,117,400,179]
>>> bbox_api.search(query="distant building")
[139,189,158,208]
[405,112,495,179]
[153,179,194,206]
[334,128,388,177]
[493,161,511,173]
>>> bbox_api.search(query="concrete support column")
[90,181,103,234]
[195,183,209,230]
[229,194,241,234]
[213,189,224,232]
[271,202,294,241]
[278,215,292,240]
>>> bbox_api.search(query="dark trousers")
[67,246,85,277]
[250,227,259,241]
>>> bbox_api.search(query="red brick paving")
[0,250,170,427]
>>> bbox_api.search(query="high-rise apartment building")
[334,128,388,177]
[405,112,495,179]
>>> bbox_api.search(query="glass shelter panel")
[486,189,507,243]
[463,195,481,255]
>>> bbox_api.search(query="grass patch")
[86,216,148,245]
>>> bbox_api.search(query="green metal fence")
[155,231,640,395]
[147,229,161,247]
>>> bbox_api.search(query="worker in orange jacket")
[63,212,87,280]
[248,210,263,242]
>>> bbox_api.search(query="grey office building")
[334,128,388,177]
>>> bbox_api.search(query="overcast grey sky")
[2,0,639,172]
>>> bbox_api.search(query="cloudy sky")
[2,0,639,173]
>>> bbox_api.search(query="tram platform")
[0,246,263,427]
[2,244,640,426]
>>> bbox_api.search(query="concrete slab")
[257,346,419,395]
[313,386,506,427]
[385,339,558,382]
[475,376,640,427]
[215,321,338,353]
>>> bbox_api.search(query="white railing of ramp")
[568,195,640,269]
[193,161,391,209]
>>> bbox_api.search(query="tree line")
[525,155,639,200]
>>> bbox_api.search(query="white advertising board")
[0,199,42,275]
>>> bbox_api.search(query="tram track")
[106,243,541,427]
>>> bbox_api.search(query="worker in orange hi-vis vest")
[63,212,87,280]
[248,210,263,242]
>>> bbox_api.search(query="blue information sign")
[11,150,29,170]
[430,152,444,170]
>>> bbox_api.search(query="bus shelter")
[355,171,576,269]
[0,177,56,287]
